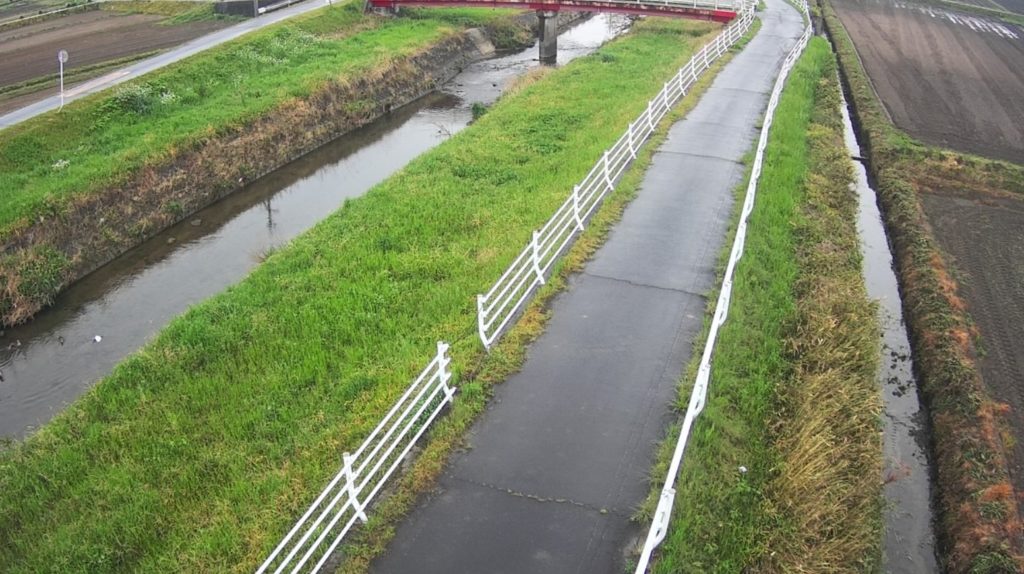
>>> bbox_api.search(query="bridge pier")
[537,10,558,64]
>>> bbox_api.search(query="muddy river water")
[0,14,631,440]
[841,92,939,571]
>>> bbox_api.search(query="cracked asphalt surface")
[370,2,804,571]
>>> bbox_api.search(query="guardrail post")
[342,452,369,523]
[646,100,656,132]
[571,185,586,231]
[530,230,546,286]
[602,150,614,191]
[626,122,637,159]
[476,294,489,350]
[436,341,455,403]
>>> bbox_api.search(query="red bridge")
[367,0,741,23]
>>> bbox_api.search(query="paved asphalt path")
[370,1,804,572]
[0,0,326,129]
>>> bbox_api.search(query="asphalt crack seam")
[449,475,630,519]
[582,271,706,299]
[655,149,746,164]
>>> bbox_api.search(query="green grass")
[0,16,719,573]
[0,1,514,240]
[644,37,882,572]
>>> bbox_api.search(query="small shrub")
[164,201,184,217]
[112,83,156,115]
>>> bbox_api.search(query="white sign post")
[57,49,68,111]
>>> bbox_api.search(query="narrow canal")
[0,14,632,440]
[840,92,939,572]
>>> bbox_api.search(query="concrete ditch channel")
[0,14,631,440]
[368,1,804,571]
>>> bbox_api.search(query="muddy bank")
[819,0,1024,570]
[0,14,561,327]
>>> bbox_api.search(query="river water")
[840,92,939,572]
[0,14,631,440]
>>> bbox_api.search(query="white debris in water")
[93,335,102,343]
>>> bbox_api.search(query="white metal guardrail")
[475,3,755,350]
[256,342,455,574]
[632,2,811,572]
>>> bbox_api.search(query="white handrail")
[475,3,756,350]
[632,2,812,572]
[256,342,456,574]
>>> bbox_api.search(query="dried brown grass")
[759,66,882,572]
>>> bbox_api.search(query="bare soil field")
[921,188,1024,493]
[832,0,1024,163]
[0,10,228,108]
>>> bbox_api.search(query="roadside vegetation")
[640,37,883,572]
[0,16,721,572]
[819,0,1024,570]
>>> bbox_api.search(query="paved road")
[0,0,325,129]
[369,1,804,572]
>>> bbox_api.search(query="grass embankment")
[820,0,1024,570]
[642,37,883,572]
[0,17,721,573]
[0,1,526,325]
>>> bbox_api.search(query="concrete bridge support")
[537,10,558,64]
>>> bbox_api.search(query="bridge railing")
[476,3,755,350]
[632,2,811,572]
[369,0,744,19]
[255,342,455,574]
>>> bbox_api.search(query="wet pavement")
[842,91,939,572]
[369,2,805,572]
[0,15,631,440]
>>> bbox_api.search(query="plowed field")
[832,0,1024,163]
